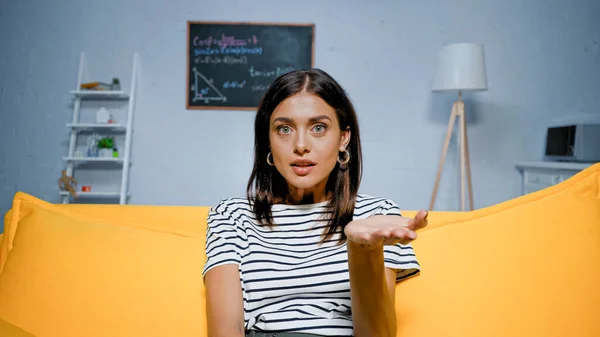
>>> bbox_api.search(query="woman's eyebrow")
[309,115,332,123]
[273,117,293,124]
[272,115,331,124]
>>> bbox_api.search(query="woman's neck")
[285,188,331,205]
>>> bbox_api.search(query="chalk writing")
[191,68,227,103]
[195,55,248,65]
[193,34,259,48]
[252,84,270,92]
[249,66,295,78]
[194,46,263,56]
[223,80,246,89]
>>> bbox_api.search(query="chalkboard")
[186,21,315,110]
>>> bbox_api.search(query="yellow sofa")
[0,163,598,337]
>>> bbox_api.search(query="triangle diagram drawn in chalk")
[191,68,227,103]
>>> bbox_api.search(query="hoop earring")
[337,149,350,165]
[266,152,274,166]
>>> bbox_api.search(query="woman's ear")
[340,127,351,151]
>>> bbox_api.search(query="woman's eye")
[278,126,292,134]
[312,124,326,133]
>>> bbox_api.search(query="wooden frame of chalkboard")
[186,21,315,110]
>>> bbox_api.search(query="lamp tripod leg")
[458,101,474,211]
[430,102,458,210]
[458,101,466,211]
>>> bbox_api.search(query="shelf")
[59,191,124,198]
[66,123,127,131]
[516,161,594,171]
[69,90,129,100]
[63,156,124,163]
[62,52,138,205]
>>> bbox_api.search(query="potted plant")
[111,78,121,91]
[97,136,115,158]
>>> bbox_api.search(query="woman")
[203,69,428,337]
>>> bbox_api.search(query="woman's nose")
[294,132,311,154]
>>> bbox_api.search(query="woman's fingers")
[378,228,392,240]
[407,210,428,231]
[345,213,426,247]
[381,227,416,245]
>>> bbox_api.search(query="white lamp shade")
[432,43,488,92]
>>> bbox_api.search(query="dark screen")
[546,126,576,156]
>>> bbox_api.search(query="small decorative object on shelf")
[87,134,100,157]
[111,78,121,91]
[58,170,78,199]
[97,136,115,157]
[81,77,121,91]
[82,185,91,192]
[81,82,112,91]
[112,147,119,158]
[96,107,111,124]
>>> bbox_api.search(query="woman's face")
[269,92,350,203]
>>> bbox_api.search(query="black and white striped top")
[202,194,420,336]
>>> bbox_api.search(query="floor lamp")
[429,43,488,211]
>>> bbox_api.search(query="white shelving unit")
[66,123,127,130]
[68,90,130,99]
[62,52,138,204]
[515,161,593,195]
[62,157,125,163]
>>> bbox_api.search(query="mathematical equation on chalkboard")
[186,22,314,109]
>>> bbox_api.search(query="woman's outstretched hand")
[344,210,428,250]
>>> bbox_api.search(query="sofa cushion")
[395,163,600,337]
[0,316,34,337]
[0,192,208,337]
[0,193,208,271]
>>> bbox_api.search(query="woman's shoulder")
[355,194,402,216]
[209,197,253,217]
[206,197,256,231]
[355,193,399,206]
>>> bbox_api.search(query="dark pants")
[245,331,326,337]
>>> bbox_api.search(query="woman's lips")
[291,163,316,176]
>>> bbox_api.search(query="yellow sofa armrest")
[0,316,34,337]
[1,209,10,246]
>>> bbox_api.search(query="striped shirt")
[202,194,420,336]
